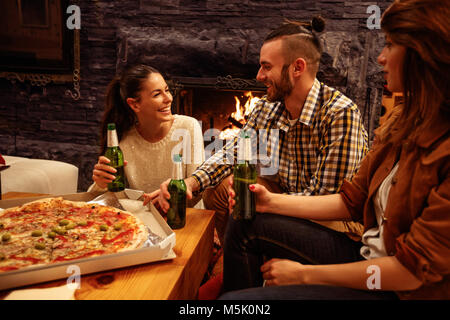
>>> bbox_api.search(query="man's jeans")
[221,213,398,300]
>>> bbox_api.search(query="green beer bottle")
[105,123,125,192]
[167,154,187,229]
[232,130,257,221]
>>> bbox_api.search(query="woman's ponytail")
[99,76,137,155]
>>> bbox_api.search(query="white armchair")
[0,156,79,195]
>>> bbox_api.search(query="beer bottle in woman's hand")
[105,123,125,192]
[233,131,257,221]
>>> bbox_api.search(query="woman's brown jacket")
[340,120,450,299]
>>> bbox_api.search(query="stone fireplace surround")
[0,0,392,191]
[117,23,384,136]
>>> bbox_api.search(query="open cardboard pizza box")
[0,190,176,291]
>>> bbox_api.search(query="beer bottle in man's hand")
[232,130,257,221]
[167,154,187,229]
[105,123,125,192]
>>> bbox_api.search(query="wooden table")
[0,192,215,300]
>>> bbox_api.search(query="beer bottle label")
[238,130,252,163]
[244,135,252,161]
[107,123,119,147]
[172,154,184,180]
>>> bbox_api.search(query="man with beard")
[157,17,368,246]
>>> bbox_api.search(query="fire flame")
[219,91,260,140]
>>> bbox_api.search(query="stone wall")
[0,0,392,191]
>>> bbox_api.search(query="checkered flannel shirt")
[193,78,369,195]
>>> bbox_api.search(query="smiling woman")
[89,64,205,210]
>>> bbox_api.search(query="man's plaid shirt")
[193,78,369,195]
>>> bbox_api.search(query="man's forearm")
[185,175,201,193]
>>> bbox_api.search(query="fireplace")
[169,76,265,137]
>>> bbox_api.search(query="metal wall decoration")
[215,75,265,91]
[64,29,81,100]
[168,75,265,92]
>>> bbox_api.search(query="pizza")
[0,197,149,272]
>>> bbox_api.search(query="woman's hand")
[92,156,127,189]
[92,156,116,189]
[227,175,274,214]
[260,258,306,286]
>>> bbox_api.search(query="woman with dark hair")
[89,64,204,207]
[221,0,450,300]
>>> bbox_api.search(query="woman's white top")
[89,115,205,205]
[360,163,400,260]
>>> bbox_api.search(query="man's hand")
[156,176,199,213]
[142,189,166,215]
[142,189,160,206]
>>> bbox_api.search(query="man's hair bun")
[311,16,325,33]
